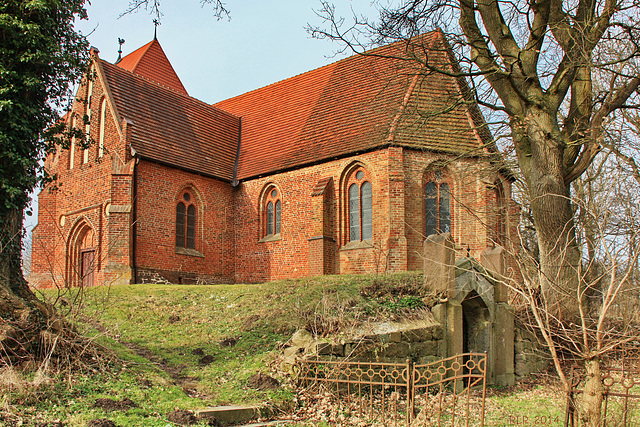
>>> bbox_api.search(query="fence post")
[407,358,414,426]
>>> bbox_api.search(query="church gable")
[116,39,188,95]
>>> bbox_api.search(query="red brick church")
[30,31,514,288]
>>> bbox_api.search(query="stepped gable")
[215,30,490,181]
[116,39,188,95]
[99,58,239,181]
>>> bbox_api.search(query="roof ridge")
[215,30,441,105]
[387,73,421,143]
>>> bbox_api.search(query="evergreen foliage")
[0,0,88,215]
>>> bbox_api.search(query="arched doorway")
[461,289,491,381]
[67,220,97,287]
[461,290,491,355]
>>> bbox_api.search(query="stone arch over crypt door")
[461,289,491,356]
[67,219,97,287]
[424,237,515,386]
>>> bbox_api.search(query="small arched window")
[263,186,281,238]
[425,171,451,237]
[347,168,372,242]
[176,191,196,249]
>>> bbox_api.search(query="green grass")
[484,383,565,426]
[0,272,570,426]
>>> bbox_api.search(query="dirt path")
[84,316,210,399]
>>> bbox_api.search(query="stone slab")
[237,422,292,427]
[198,405,260,424]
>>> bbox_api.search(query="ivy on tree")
[0,0,89,360]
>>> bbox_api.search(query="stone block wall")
[284,323,445,365]
[514,326,549,378]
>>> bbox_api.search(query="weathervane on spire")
[153,19,160,40]
[116,38,125,63]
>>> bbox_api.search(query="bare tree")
[122,0,230,20]
[308,1,640,424]
[310,0,640,318]
[512,149,640,426]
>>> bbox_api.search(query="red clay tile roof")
[116,39,188,96]
[99,58,239,181]
[215,31,491,180]
[99,32,493,183]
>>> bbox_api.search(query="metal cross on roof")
[153,19,160,39]
[116,37,125,63]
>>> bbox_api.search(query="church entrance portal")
[67,220,96,287]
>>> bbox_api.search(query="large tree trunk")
[0,206,55,363]
[515,108,582,318]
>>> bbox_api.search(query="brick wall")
[403,148,513,270]
[232,146,512,283]
[134,160,235,284]
[233,150,393,283]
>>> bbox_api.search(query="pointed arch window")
[83,79,93,164]
[176,191,196,249]
[262,186,282,240]
[493,180,507,246]
[347,169,372,242]
[69,115,76,169]
[425,172,451,237]
[98,97,106,158]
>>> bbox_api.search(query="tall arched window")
[98,98,106,158]
[262,186,281,239]
[493,180,507,246]
[69,115,77,169]
[347,169,372,242]
[176,190,196,249]
[425,171,451,237]
[83,79,93,164]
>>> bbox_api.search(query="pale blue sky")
[77,0,376,103]
[26,1,379,234]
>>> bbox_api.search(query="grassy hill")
[0,272,563,426]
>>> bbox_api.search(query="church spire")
[153,19,160,40]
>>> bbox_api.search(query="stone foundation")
[137,267,229,285]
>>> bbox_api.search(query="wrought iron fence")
[295,352,487,426]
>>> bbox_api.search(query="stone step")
[236,422,294,427]
[197,405,260,424]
